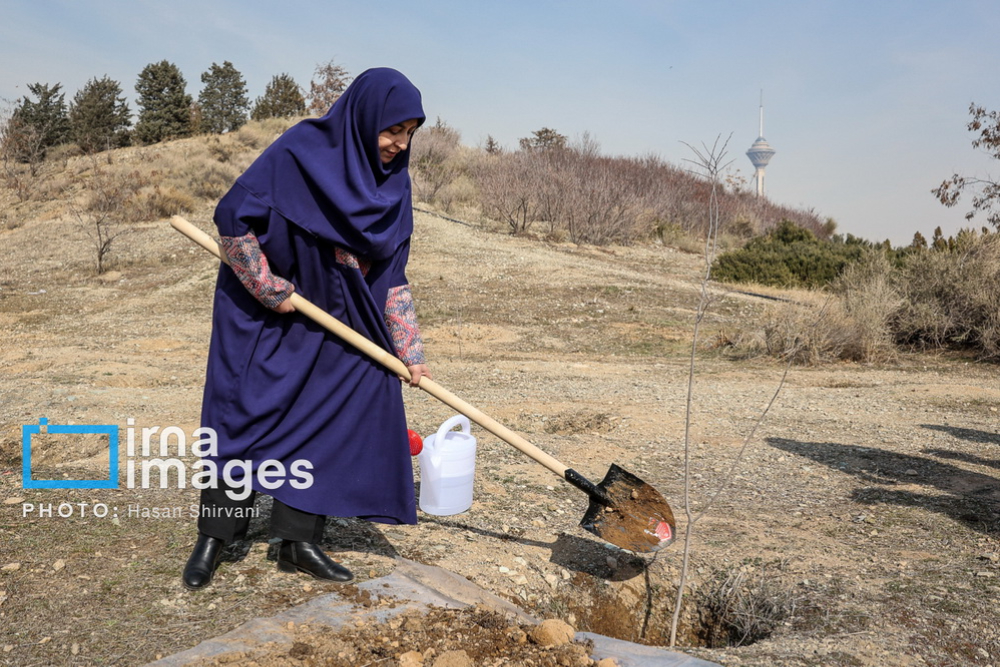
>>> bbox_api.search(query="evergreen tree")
[931,226,949,251]
[519,127,567,152]
[134,60,193,144]
[307,59,352,115]
[251,74,306,121]
[484,135,503,155]
[6,82,70,160]
[69,76,131,153]
[198,61,249,134]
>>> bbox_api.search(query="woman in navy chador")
[182,68,430,589]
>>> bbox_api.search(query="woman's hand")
[272,289,296,314]
[404,364,431,387]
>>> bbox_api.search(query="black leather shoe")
[182,533,225,590]
[277,540,354,582]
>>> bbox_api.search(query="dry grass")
[717,234,1000,364]
[714,253,903,365]
[894,234,1000,359]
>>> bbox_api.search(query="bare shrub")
[714,291,844,364]
[471,142,826,248]
[700,563,796,648]
[206,136,238,163]
[893,233,1000,358]
[71,164,148,273]
[474,149,662,243]
[46,142,82,163]
[410,119,462,204]
[563,154,644,244]
[760,300,853,364]
[832,251,902,363]
[185,160,240,199]
[721,282,899,366]
[133,185,196,219]
[527,152,567,234]
[0,156,33,202]
[433,172,478,214]
[474,152,540,234]
[1,110,51,201]
[234,117,295,151]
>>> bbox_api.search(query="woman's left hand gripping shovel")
[171,216,676,553]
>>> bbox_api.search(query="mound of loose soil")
[207,607,597,667]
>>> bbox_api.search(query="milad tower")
[746,93,776,197]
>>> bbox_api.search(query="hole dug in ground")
[556,559,795,650]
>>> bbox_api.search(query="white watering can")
[418,415,477,516]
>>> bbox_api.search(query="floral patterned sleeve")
[219,233,295,310]
[384,285,426,366]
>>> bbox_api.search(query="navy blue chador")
[200,68,425,523]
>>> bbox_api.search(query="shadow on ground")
[210,495,403,565]
[921,423,1000,447]
[188,489,650,582]
[420,515,649,581]
[767,432,1000,535]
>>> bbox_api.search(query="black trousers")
[196,481,325,544]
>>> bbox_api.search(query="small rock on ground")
[529,618,576,646]
[432,649,472,667]
[398,650,424,666]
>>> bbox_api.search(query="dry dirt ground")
[1,204,999,666]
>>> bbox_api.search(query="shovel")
[170,216,676,553]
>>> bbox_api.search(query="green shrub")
[712,220,866,288]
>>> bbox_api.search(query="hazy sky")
[3,0,998,245]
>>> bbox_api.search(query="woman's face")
[378,119,421,164]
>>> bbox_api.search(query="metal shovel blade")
[577,464,676,553]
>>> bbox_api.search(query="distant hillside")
[1,116,828,260]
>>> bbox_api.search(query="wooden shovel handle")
[170,216,569,478]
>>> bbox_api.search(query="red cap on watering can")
[407,429,423,456]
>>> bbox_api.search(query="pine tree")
[484,135,502,155]
[931,226,949,252]
[198,61,249,134]
[134,60,193,144]
[251,74,305,121]
[5,82,70,162]
[518,127,567,152]
[69,76,131,153]
[307,59,352,115]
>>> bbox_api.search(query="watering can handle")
[171,216,570,479]
[435,415,471,442]
[426,415,472,466]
